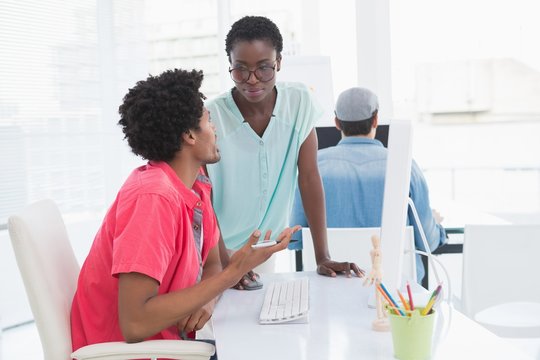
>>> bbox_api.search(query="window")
[1,0,109,225]
[0,1,160,227]
[390,0,540,221]
[1,0,114,327]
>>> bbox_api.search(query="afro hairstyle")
[118,69,205,162]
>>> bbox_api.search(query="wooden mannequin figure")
[363,234,390,332]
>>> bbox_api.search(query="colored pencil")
[377,284,405,316]
[379,282,400,309]
[406,282,415,311]
[422,284,442,315]
[397,289,410,311]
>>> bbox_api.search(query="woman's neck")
[232,87,277,137]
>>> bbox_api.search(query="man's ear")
[276,55,282,72]
[182,130,196,145]
[334,117,342,131]
[372,113,379,129]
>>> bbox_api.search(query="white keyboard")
[259,277,309,324]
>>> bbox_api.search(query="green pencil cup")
[387,307,435,360]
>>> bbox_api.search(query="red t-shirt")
[70,162,219,351]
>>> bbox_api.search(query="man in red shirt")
[70,69,298,353]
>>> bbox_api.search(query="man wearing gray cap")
[289,87,446,282]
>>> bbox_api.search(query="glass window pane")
[390,0,540,221]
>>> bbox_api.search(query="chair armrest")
[71,339,215,360]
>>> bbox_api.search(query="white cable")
[403,247,452,303]
[414,250,452,305]
[407,197,454,348]
[407,197,442,286]
[415,249,453,348]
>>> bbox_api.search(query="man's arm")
[176,244,222,334]
[217,233,230,268]
[409,162,447,251]
[117,227,297,343]
[202,243,223,279]
[297,129,364,277]
[218,231,260,290]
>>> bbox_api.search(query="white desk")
[436,200,510,235]
[213,272,532,360]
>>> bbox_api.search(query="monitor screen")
[316,124,389,149]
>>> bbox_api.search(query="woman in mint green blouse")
[206,16,363,288]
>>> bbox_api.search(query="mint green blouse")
[206,82,323,250]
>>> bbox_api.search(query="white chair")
[7,199,215,360]
[301,226,416,282]
[462,224,540,338]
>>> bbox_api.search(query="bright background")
[1,0,539,357]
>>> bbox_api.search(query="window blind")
[0,0,151,225]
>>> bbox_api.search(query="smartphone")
[251,240,278,248]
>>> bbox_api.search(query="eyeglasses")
[228,63,277,84]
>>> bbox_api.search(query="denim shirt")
[289,137,446,281]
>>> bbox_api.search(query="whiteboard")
[277,55,335,127]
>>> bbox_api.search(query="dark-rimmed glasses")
[228,63,277,84]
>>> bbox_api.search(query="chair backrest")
[462,224,540,318]
[8,199,80,360]
[301,227,416,282]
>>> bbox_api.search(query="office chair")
[462,224,540,338]
[7,199,215,360]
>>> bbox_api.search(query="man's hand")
[432,209,444,224]
[177,301,214,334]
[317,259,365,278]
[228,226,300,281]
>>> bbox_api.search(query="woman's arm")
[297,129,364,277]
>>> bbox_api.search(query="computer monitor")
[316,124,389,150]
[315,121,412,291]
[379,120,413,291]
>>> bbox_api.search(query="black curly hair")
[225,16,283,61]
[118,69,205,162]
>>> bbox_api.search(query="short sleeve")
[111,194,179,283]
[294,83,325,145]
